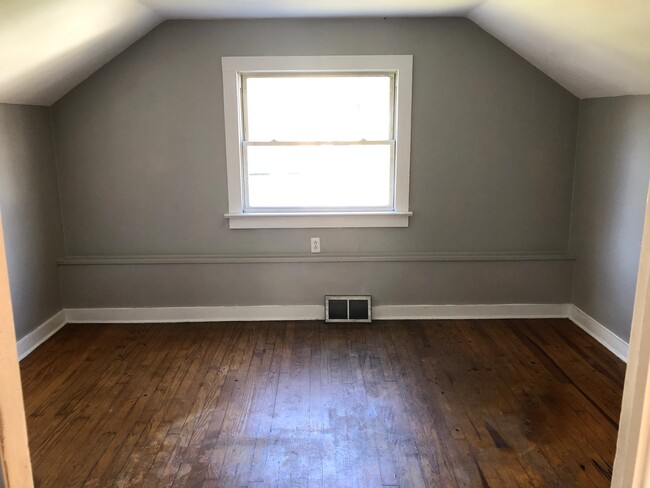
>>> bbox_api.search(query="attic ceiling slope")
[469,0,650,99]
[0,0,649,105]
[0,0,161,106]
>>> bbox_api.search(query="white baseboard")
[17,310,67,360]
[18,304,629,364]
[568,305,629,362]
[373,303,571,320]
[65,303,569,324]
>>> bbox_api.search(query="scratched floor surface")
[20,319,624,487]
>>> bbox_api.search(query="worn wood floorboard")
[20,319,624,487]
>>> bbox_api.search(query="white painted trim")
[221,55,413,229]
[65,305,324,324]
[0,211,34,486]
[373,303,571,320]
[221,55,414,73]
[65,303,570,325]
[568,305,629,362]
[18,305,629,366]
[226,212,411,229]
[611,184,650,487]
[16,310,66,361]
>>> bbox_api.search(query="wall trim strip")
[568,305,630,362]
[65,303,569,325]
[58,252,576,265]
[17,310,67,360]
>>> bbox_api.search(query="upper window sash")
[241,72,396,143]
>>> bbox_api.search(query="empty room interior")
[1,0,650,486]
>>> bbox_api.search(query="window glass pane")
[246,145,392,208]
[245,76,392,142]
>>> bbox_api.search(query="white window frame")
[221,55,413,229]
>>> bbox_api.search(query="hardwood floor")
[20,319,625,487]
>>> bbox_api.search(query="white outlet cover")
[310,237,321,253]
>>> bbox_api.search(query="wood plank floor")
[20,319,625,487]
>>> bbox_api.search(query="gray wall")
[52,18,579,308]
[61,260,573,308]
[0,104,65,339]
[570,95,650,342]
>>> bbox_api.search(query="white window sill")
[225,211,412,229]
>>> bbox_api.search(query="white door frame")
[0,211,34,487]
[612,183,650,487]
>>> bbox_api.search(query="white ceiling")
[469,0,650,99]
[0,0,648,105]
[0,0,160,106]
[141,0,481,18]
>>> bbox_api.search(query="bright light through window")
[245,76,391,142]
[247,145,392,208]
[221,56,413,229]
[243,75,394,210]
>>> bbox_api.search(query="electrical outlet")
[310,237,321,253]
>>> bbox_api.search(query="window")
[222,56,413,229]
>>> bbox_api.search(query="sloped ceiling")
[469,0,650,99]
[0,0,648,106]
[0,0,161,106]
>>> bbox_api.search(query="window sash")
[242,141,396,212]
[240,72,397,213]
[241,72,396,143]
